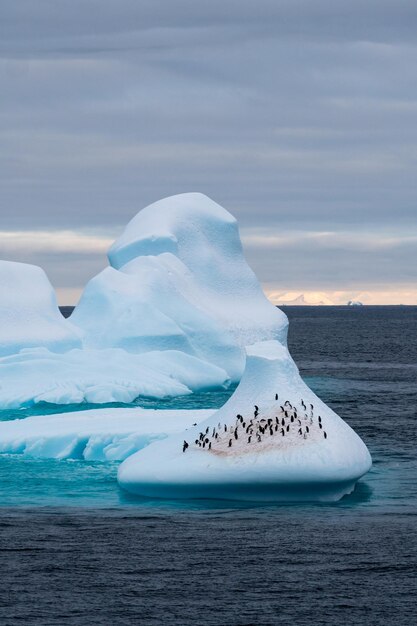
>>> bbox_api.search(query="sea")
[0,306,416,625]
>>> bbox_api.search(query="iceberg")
[0,407,213,461]
[118,340,372,502]
[0,192,371,504]
[0,193,288,408]
[0,261,81,357]
[72,193,288,381]
[0,348,230,409]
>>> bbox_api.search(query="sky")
[1,0,416,305]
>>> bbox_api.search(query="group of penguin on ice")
[182,394,328,453]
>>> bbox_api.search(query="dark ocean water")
[0,306,416,625]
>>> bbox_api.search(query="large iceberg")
[1,193,290,407]
[0,193,372,502]
[72,193,288,381]
[0,261,81,357]
[118,341,372,502]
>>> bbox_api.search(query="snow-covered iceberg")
[118,340,372,502]
[72,193,288,381]
[0,407,213,461]
[0,348,229,409]
[0,193,288,408]
[0,261,81,357]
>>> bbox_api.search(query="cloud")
[0,1,416,301]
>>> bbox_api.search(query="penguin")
[206,427,209,434]
[281,428,285,436]
[298,428,302,435]
[242,422,246,428]
[195,439,199,445]
[286,425,290,432]
[324,431,327,439]
[257,435,262,442]
[209,442,212,450]
[319,423,322,429]
[205,438,209,444]
[248,436,252,443]
[301,400,306,410]
[275,393,278,400]
[281,418,285,426]
[228,439,232,447]
[280,405,285,412]
[269,428,273,436]
[224,424,227,432]
[298,419,301,426]
[234,429,238,440]
[306,426,309,433]
[254,405,259,412]
[291,415,294,423]
[275,425,278,432]
[318,416,322,423]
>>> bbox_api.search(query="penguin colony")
[182,395,328,453]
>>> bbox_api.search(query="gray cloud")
[0,1,416,299]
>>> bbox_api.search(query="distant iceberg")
[271,292,335,306]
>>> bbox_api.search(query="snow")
[0,407,213,461]
[72,193,288,380]
[270,292,335,306]
[118,340,372,502]
[0,261,81,357]
[0,348,230,409]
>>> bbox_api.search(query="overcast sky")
[1,0,416,304]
